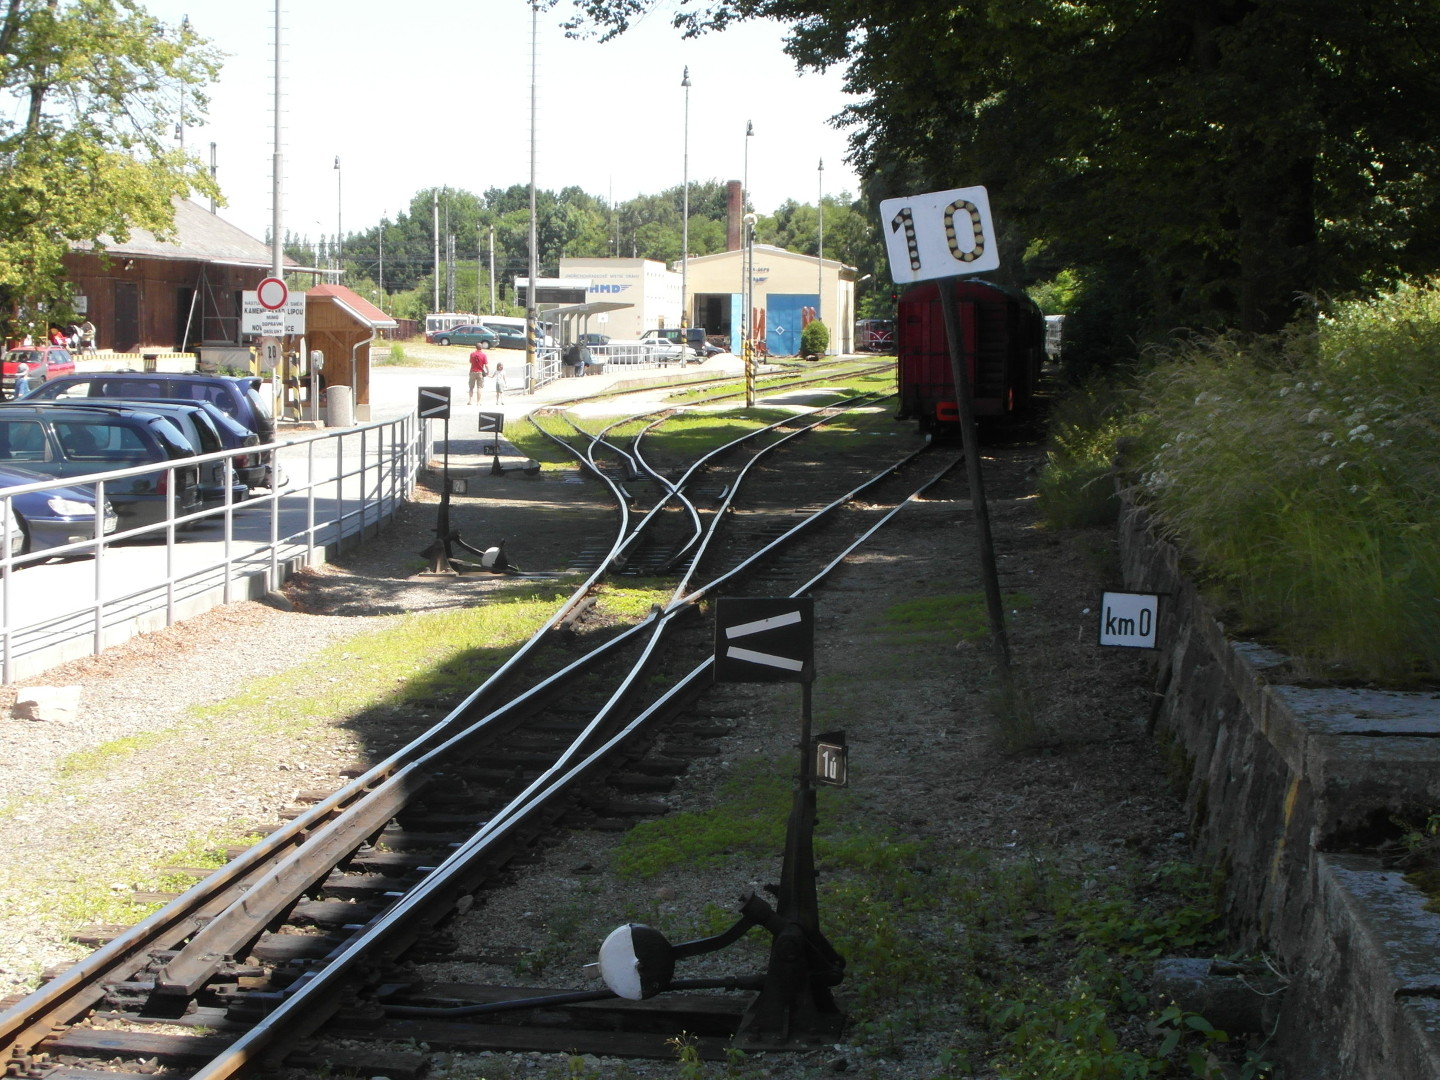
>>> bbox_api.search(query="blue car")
[0,463,118,556]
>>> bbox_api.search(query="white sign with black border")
[1098,591,1161,649]
[241,291,306,336]
[878,185,1001,284]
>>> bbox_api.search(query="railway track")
[1,374,964,1077]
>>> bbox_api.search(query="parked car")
[490,325,529,351]
[49,400,249,506]
[480,319,555,349]
[22,372,280,487]
[107,396,266,491]
[0,404,203,530]
[0,463,117,556]
[578,333,610,347]
[3,345,76,398]
[432,324,500,348]
[638,327,706,362]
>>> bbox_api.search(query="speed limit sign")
[878,186,1001,284]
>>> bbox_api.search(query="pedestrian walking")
[467,344,490,404]
[493,362,508,403]
[13,362,31,399]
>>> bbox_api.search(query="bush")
[801,319,829,357]
[1130,282,1440,683]
[1036,378,1129,529]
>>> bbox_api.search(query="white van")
[424,313,480,342]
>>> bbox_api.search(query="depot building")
[551,183,856,355]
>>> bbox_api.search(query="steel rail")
[186,446,954,1079]
[1,391,912,1074]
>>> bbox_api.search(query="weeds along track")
[0,388,962,1078]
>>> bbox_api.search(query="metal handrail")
[0,412,422,683]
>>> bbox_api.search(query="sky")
[142,1,864,246]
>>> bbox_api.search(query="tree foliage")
[561,0,1440,364]
[0,0,220,331]
[336,178,884,320]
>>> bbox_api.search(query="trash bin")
[142,352,157,372]
[325,384,353,428]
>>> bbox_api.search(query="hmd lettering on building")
[1098,591,1160,649]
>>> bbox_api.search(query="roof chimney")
[726,180,743,251]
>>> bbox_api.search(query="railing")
[528,345,563,390]
[0,412,423,683]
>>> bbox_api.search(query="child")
[13,362,31,398]
[493,361,508,403]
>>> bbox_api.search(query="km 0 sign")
[1097,591,1160,649]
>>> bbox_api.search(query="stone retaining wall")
[1117,498,1440,1077]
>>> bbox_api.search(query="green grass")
[593,580,673,620]
[1036,377,1128,528]
[375,342,429,367]
[879,591,1033,645]
[605,742,1239,1077]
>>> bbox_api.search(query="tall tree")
[0,1,219,330]
[563,0,1440,353]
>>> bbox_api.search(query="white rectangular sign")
[241,291,306,336]
[878,186,1001,284]
[1098,591,1160,649]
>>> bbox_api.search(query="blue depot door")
[767,294,817,356]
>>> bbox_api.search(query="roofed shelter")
[301,285,396,422]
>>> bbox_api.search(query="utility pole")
[269,0,282,278]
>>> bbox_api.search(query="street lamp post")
[742,119,752,354]
[816,158,824,335]
[744,212,757,407]
[334,156,342,284]
[176,16,190,148]
[681,67,691,347]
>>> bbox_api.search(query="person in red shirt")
[467,345,489,404]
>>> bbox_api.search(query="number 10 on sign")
[879,186,1001,284]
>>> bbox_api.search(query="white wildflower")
[1348,424,1370,439]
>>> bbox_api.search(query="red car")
[3,345,76,399]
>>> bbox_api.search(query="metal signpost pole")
[936,282,1012,679]
[713,598,844,1047]
[878,186,1011,680]
[744,213,757,406]
[681,68,691,353]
